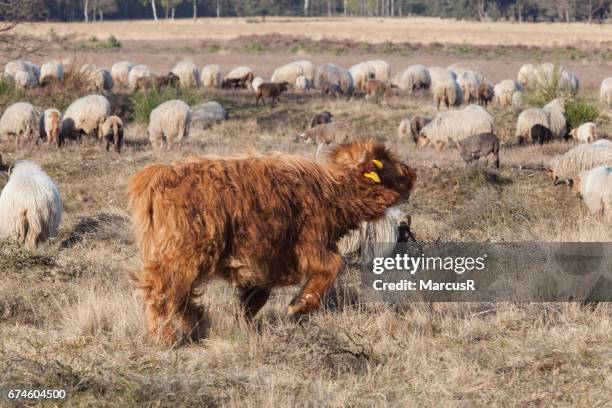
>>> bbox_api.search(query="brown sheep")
[155,72,180,89]
[310,111,334,128]
[459,132,500,169]
[477,82,494,107]
[364,79,394,98]
[133,76,153,92]
[298,122,354,157]
[100,115,124,153]
[255,82,290,107]
[128,139,417,345]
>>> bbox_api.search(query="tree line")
[3,0,612,22]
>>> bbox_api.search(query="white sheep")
[5,60,40,80]
[0,102,40,145]
[148,99,191,149]
[600,78,612,107]
[13,70,38,89]
[314,63,342,89]
[90,68,114,92]
[338,206,404,267]
[391,65,430,92]
[251,76,264,92]
[458,70,480,104]
[511,91,523,110]
[60,94,111,142]
[128,64,152,90]
[549,142,612,184]
[295,75,311,91]
[418,104,494,147]
[517,63,535,87]
[576,165,612,222]
[494,79,523,107]
[349,62,375,91]
[0,161,62,250]
[515,98,566,142]
[40,62,64,85]
[271,61,306,84]
[171,60,201,88]
[226,66,254,83]
[571,122,598,144]
[111,61,134,87]
[40,108,62,146]
[200,64,222,88]
[560,70,580,96]
[293,60,315,82]
[447,63,485,83]
[368,60,391,82]
[432,76,462,110]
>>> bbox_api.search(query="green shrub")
[565,98,600,131]
[522,64,567,107]
[130,87,200,124]
[242,41,265,53]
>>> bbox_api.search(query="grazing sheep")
[4,60,39,80]
[40,109,62,147]
[310,111,333,128]
[295,75,311,91]
[575,165,612,222]
[127,139,416,344]
[368,60,391,82]
[0,161,62,250]
[338,69,354,96]
[128,65,152,91]
[391,65,431,92]
[89,68,114,92]
[458,71,481,104]
[133,76,153,92]
[398,114,431,143]
[0,102,40,146]
[200,64,223,88]
[338,206,404,267]
[447,63,485,82]
[364,79,393,99]
[255,82,289,107]
[494,79,523,107]
[100,115,124,153]
[516,108,551,143]
[599,78,612,106]
[511,91,524,110]
[543,98,567,139]
[225,66,254,88]
[516,98,566,142]
[271,61,306,84]
[459,132,500,168]
[432,77,462,110]
[251,76,264,92]
[191,101,227,130]
[418,104,494,148]
[298,122,354,157]
[40,62,64,85]
[560,70,580,96]
[529,124,554,145]
[111,61,134,87]
[527,63,579,95]
[148,100,191,149]
[171,61,201,88]
[60,94,111,143]
[314,63,342,90]
[477,82,494,107]
[571,122,597,144]
[294,60,316,82]
[349,62,376,91]
[548,142,612,184]
[517,63,535,87]
[13,70,38,89]
[155,72,180,89]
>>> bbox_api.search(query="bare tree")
[84,0,89,22]
[304,0,309,16]
[0,0,44,58]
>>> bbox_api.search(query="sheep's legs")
[238,286,271,319]
[288,251,342,316]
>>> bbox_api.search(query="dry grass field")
[20,17,612,46]
[1,22,612,407]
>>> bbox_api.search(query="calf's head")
[329,139,416,199]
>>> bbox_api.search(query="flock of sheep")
[0,56,612,255]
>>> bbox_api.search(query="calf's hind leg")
[288,251,342,316]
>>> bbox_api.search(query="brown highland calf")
[255,81,290,106]
[128,140,416,345]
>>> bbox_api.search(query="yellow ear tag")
[372,159,383,169]
[364,171,380,183]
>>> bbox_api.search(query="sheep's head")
[296,130,313,144]
[329,139,416,199]
[279,81,290,92]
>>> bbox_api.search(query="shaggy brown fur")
[155,72,180,89]
[410,115,431,144]
[133,76,153,92]
[256,82,290,107]
[364,79,393,98]
[477,83,494,107]
[128,140,416,345]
